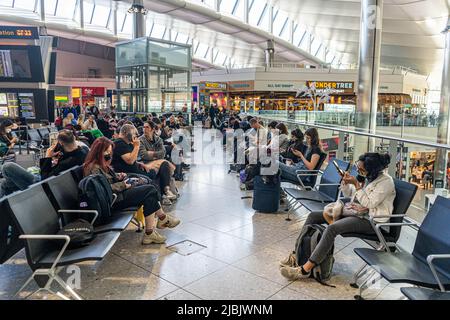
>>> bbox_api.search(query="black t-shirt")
[305,146,326,170]
[112,139,139,173]
[40,146,88,179]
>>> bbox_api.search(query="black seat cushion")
[400,287,450,300]
[354,248,450,290]
[37,231,120,268]
[94,211,135,234]
[285,188,334,203]
[300,200,328,213]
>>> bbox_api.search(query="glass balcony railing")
[247,113,450,224]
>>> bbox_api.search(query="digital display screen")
[18,93,36,119]
[0,49,32,78]
[0,46,44,82]
[0,26,39,40]
[0,93,6,105]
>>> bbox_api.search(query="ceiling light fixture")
[127,4,148,15]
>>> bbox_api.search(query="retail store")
[199,82,228,109]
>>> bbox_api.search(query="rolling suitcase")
[252,175,280,213]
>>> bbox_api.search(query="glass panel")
[45,0,58,15]
[149,40,190,69]
[13,0,35,10]
[0,0,14,7]
[150,24,166,39]
[196,43,209,59]
[55,0,77,18]
[176,33,189,44]
[121,13,132,36]
[116,38,148,68]
[249,0,266,27]
[83,1,95,24]
[220,0,237,14]
[232,0,245,21]
[90,4,110,27]
[273,10,289,37]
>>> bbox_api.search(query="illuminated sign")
[0,26,39,39]
[72,88,81,98]
[307,81,354,94]
[55,95,68,102]
[203,82,227,90]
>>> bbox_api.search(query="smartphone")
[332,160,345,176]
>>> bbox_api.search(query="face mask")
[5,128,11,133]
[356,174,366,183]
[104,154,112,162]
[156,129,161,136]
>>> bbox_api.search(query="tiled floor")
[0,143,414,300]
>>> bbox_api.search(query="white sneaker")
[142,230,167,245]
[157,213,181,229]
[162,196,172,206]
[280,266,311,281]
[165,189,178,201]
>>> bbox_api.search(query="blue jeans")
[279,161,306,183]
[0,162,39,198]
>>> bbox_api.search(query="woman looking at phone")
[83,137,181,245]
[279,128,326,186]
[279,152,395,281]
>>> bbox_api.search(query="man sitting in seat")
[40,129,89,180]
[139,121,178,205]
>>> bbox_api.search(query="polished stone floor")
[0,149,416,300]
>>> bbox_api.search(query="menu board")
[18,92,36,119]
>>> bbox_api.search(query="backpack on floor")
[78,174,114,226]
[295,224,335,286]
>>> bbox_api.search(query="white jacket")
[341,172,396,223]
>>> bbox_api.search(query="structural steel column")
[112,1,118,36]
[354,0,383,158]
[79,0,84,29]
[131,0,146,39]
[40,0,45,22]
[434,18,450,183]
[243,0,249,24]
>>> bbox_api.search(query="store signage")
[72,88,81,98]
[0,26,39,40]
[307,81,354,94]
[202,82,227,90]
[324,104,355,113]
[228,81,254,91]
[55,95,68,102]
[81,87,105,97]
[254,81,305,92]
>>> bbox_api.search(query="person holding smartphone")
[83,137,181,245]
[111,124,157,181]
[280,153,395,281]
[40,130,89,179]
[279,128,326,186]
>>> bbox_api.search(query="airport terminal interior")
[0,0,449,301]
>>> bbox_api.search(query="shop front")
[199,82,227,110]
[72,87,106,109]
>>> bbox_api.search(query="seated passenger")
[83,137,180,245]
[83,115,98,130]
[266,122,289,155]
[40,129,89,180]
[281,129,307,162]
[0,162,37,198]
[0,119,19,153]
[280,153,395,281]
[139,121,178,203]
[279,128,326,185]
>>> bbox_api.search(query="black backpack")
[295,224,335,287]
[78,174,114,226]
[57,219,96,249]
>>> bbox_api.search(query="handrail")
[246,113,450,150]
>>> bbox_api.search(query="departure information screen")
[0,26,39,40]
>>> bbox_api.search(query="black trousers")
[158,161,171,191]
[113,185,161,217]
